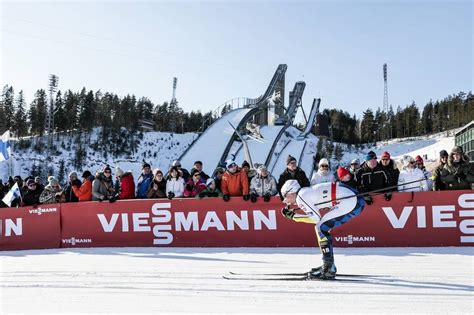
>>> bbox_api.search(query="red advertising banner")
[0,204,61,250]
[59,191,474,248]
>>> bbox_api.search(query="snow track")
[1,247,472,314]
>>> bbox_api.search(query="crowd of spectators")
[0,145,472,208]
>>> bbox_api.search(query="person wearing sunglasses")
[184,169,207,198]
[356,151,389,204]
[378,151,400,201]
[280,179,365,280]
[22,178,43,206]
[414,155,433,191]
[432,150,449,191]
[221,159,250,202]
[397,155,428,192]
[39,176,65,204]
[310,158,335,185]
[92,165,116,202]
[440,146,474,190]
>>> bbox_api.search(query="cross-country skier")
[280,179,365,280]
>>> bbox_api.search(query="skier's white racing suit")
[292,182,365,264]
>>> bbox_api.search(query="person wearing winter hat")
[249,164,278,202]
[221,159,250,202]
[310,158,335,185]
[213,167,225,191]
[356,151,388,204]
[115,166,135,200]
[63,171,82,203]
[183,168,207,198]
[197,177,223,199]
[397,156,428,192]
[147,169,167,199]
[277,155,310,199]
[378,151,400,199]
[72,170,93,201]
[440,146,474,190]
[349,159,360,176]
[39,176,64,204]
[414,155,433,191]
[22,178,43,206]
[336,166,356,189]
[135,162,153,199]
[92,165,115,202]
[279,178,365,280]
[432,150,449,191]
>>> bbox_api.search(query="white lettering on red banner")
[0,218,22,237]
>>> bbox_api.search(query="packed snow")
[0,247,472,314]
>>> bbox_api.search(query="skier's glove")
[250,193,258,203]
[243,194,250,201]
[185,184,193,191]
[167,191,175,200]
[281,206,295,219]
[363,195,373,205]
[384,192,392,201]
[263,193,271,202]
[223,194,230,202]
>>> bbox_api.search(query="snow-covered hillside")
[0,129,197,181]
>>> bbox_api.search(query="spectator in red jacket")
[221,159,250,202]
[116,166,135,200]
[183,169,207,198]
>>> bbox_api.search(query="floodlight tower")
[383,64,391,139]
[171,77,178,105]
[383,64,388,114]
[47,74,58,150]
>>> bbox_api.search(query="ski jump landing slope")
[180,108,254,174]
[232,126,285,166]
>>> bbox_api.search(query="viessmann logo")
[96,202,277,245]
[28,207,58,215]
[335,235,376,244]
[62,237,92,246]
[382,193,474,244]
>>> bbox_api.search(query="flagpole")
[8,132,13,177]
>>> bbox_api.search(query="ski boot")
[308,261,337,280]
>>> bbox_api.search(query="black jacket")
[356,163,388,193]
[277,167,310,198]
[63,179,82,202]
[440,154,474,190]
[379,159,400,191]
[23,188,43,206]
[432,162,447,191]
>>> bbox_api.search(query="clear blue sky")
[1,0,472,119]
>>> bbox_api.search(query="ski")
[228,271,376,278]
[223,275,364,282]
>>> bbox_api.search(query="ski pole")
[313,178,427,207]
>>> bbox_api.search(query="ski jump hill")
[179,64,321,177]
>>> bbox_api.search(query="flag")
[0,130,11,162]
[2,182,21,207]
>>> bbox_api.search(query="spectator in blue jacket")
[136,162,153,199]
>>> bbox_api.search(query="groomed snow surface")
[1,247,473,314]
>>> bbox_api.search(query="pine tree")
[360,109,376,143]
[29,89,48,136]
[13,90,28,137]
[57,159,66,184]
[2,85,15,133]
[54,91,67,133]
